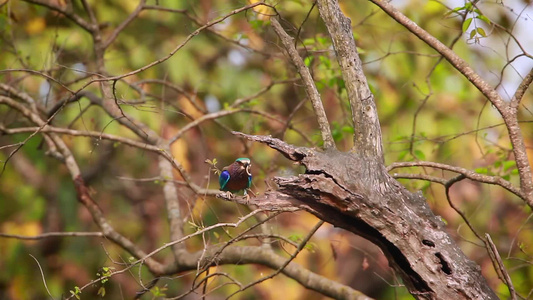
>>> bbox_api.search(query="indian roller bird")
[219,157,252,198]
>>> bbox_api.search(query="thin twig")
[485,234,517,300]
[29,254,55,300]
[0,232,104,240]
[226,220,325,299]
[388,161,523,199]
[444,175,484,242]
[511,67,533,105]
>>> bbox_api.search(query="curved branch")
[271,17,336,150]
[366,0,533,205]
[0,232,104,240]
[367,0,505,110]
[102,0,146,49]
[0,96,166,274]
[511,67,533,105]
[175,244,372,300]
[21,0,95,33]
[388,161,523,199]
[317,0,383,159]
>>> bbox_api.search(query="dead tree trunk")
[227,0,499,298]
[234,133,497,300]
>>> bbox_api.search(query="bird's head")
[235,157,251,176]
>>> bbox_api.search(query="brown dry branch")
[0,232,104,240]
[485,234,517,300]
[316,0,383,160]
[366,0,533,208]
[232,131,498,300]
[388,161,523,198]
[2,92,367,300]
[271,17,336,150]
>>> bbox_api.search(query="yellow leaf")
[249,0,274,20]
[25,17,46,34]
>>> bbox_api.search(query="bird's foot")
[246,189,257,197]
[219,191,234,199]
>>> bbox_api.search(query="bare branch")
[317,0,383,159]
[83,2,271,84]
[511,67,533,105]
[29,254,55,300]
[366,0,505,110]
[0,96,166,274]
[226,220,327,298]
[388,161,523,199]
[485,234,517,300]
[103,0,146,49]
[158,143,186,255]
[21,0,94,33]
[366,0,533,205]
[0,232,104,240]
[391,173,448,185]
[271,17,336,150]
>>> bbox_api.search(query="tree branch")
[102,0,146,49]
[0,95,166,274]
[317,0,383,159]
[367,0,533,206]
[0,232,104,240]
[388,161,523,199]
[22,0,95,33]
[271,17,336,150]
[367,0,505,110]
[233,132,498,300]
[511,67,533,105]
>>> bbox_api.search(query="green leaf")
[249,20,264,30]
[341,126,354,133]
[476,15,491,25]
[304,242,316,252]
[98,286,106,297]
[476,27,487,37]
[318,55,331,68]
[452,5,465,12]
[502,160,516,171]
[475,167,488,174]
[288,234,301,243]
[398,150,408,161]
[446,5,465,16]
[302,38,316,46]
[304,56,313,67]
[414,149,426,160]
[462,18,473,32]
[469,29,477,39]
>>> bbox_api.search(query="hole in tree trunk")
[435,252,452,275]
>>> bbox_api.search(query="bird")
[219,157,252,198]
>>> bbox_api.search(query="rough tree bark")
[225,0,500,299]
[232,133,497,300]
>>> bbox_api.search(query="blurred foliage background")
[1,0,532,299]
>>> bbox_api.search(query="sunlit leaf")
[414,150,426,160]
[476,15,491,25]
[462,18,473,32]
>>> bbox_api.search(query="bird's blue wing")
[219,170,231,190]
[246,175,252,189]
